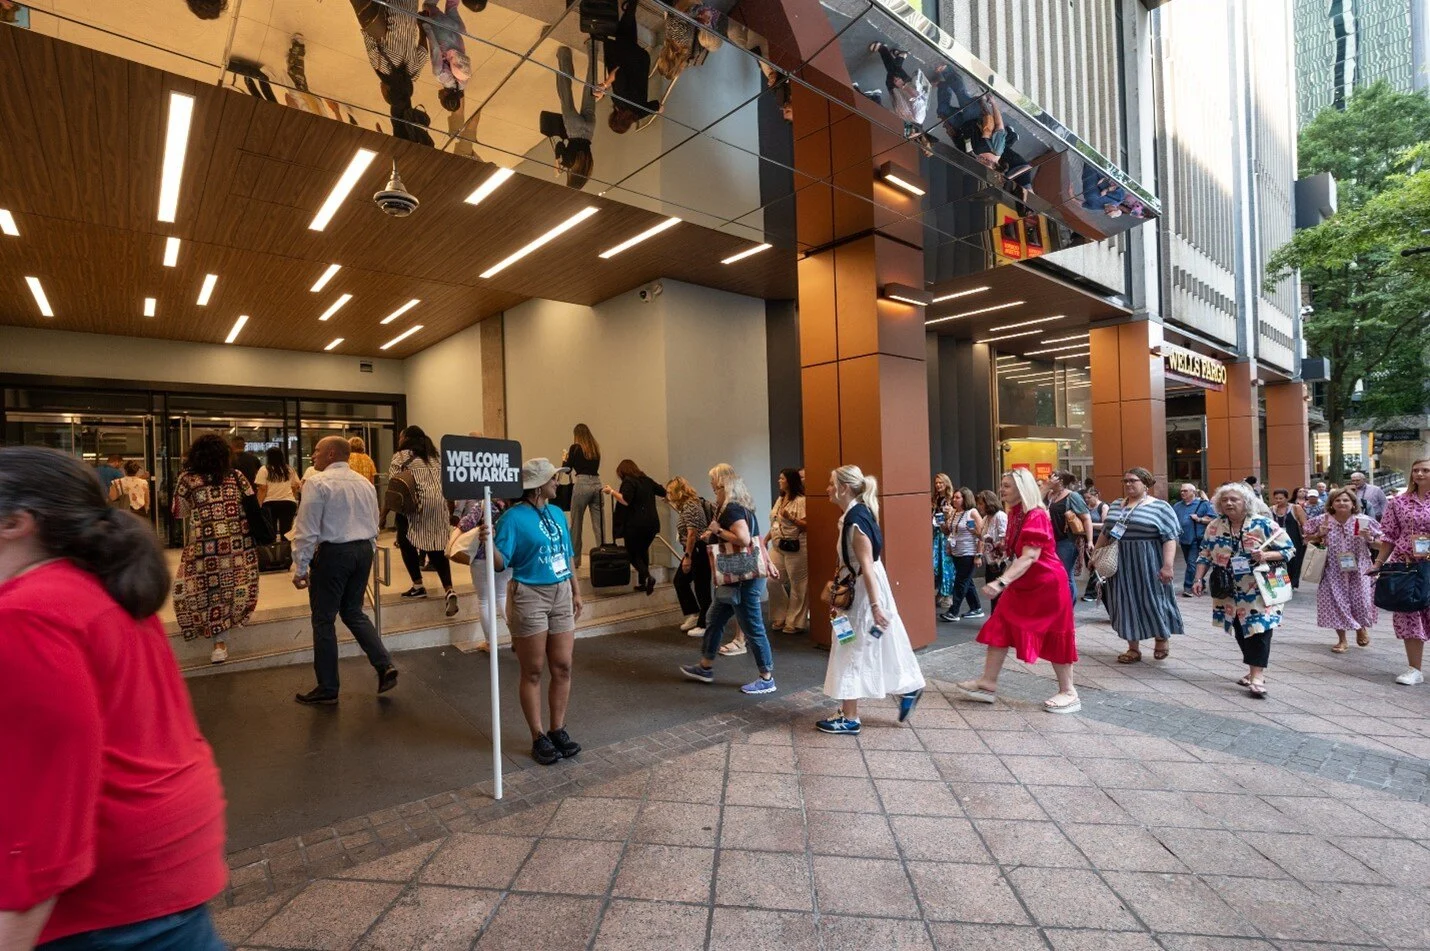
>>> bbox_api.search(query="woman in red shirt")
[0,447,228,950]
[954,467,1080,713]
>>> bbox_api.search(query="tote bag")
[1300,544,1328,585]
[709,510,767,585]
[1374,562,1430,613]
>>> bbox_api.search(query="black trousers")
[624,525,657,585]
[1234,619,1272,668]
[674,541,713,624]
[263,499,298,537]
[309,541,391,692]
[949,554,981,612]
[396,513,453,588]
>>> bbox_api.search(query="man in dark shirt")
[229,436,261,485]
[95,454,124,495]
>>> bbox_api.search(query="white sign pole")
[484,484,503,800]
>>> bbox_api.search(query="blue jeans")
[1180,543,1198,591]
[700,577,773,674]
[1056,537,1080,604]
[40,906,226,950]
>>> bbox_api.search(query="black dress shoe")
[295,687,339,705]
[547,727,581,758]
[377,665,399,694]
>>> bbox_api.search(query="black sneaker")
[961,609,987,620]
[938,610,959,622]
[532,734,560,765]
[547,728,581,758]
[401,586,427,599]
[377,665,399,694]
[295,687,339,705]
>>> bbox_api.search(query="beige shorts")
[507,580,576,637]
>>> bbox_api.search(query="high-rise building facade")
[1295,0,1429,126]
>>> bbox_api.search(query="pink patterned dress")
[1379,490,1430,641]
[1304,513,1379,630]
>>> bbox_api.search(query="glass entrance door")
[6,412,158,527]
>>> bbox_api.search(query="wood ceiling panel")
[0,26,796,360]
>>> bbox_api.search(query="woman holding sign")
[814,465,925,735]
[483,458,585,766]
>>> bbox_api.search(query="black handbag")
[554,477,574,512]
[1374,562,1430,613]
[240,481,277,546]
[778,537,800,553]
[1208,564,1236,600]
[256,538,293,573]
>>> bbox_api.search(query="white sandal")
[954,680,997,703]
[1044,692,1082,714]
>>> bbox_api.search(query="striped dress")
[1103,496,1186,642]
[388,450,449,552]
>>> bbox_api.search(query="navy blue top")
[840,503,883,571]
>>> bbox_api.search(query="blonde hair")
[666,476,697,507]
[932,472,953,507]
[708,463,752,510]
[348,436,366,453]
[834,465,880,521]
[1006,469,1043,513]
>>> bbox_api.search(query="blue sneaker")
[816,714,861,735]
[680,663,714,684]
[741,676,777,695]
[898,688,924,723]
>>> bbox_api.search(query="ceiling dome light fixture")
[373,162,420,218]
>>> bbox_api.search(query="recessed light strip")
[1056,350,1091,359]
[0,209,18,237]
[324,337,344,351]
[196,273,218,306]
[721,243,772,265]
[224,314,248,344]
[380,299,420,324]
[465,167,515,206]
[311,264,341,292]
[380,324,423,350]
[1040,333,1090,344]
[984,315,1064,333]
[931,286,991,303]
[1025,343,1089,355]
[163,236,181,267]
[925,300,1025,325]
[598,217,682,259]
[24,277,53,317]
[480,207,599,278]
[143,297,157,317]
[157,92,195,223]
[881,172,925,197]
[976,330,1040,343]
[318,293,353,321]
[309,148,378,231]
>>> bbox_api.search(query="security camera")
[638,282,664,303]
[373,162,419,218]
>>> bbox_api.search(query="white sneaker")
[688,626,705,638]
[210,644,228,664]
[1396,668,1425,686]
[679,614,700,632]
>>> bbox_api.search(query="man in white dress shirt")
[292,436,397,704]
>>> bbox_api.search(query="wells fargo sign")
[1162,345,1227,390]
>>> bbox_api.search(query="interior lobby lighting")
[720,243,772,265]
[880,283,933,307]
[318,293,353,321]
[996,354,1023,362]
[311,264,341,292]
[381,298,420,324]
[875,161,927,197]
[976,330,1040,343]
[465,167,515,206]
[143,297,157,317]
[1056,350,1092,359]
[157,92,195,223]
[1008,373,1056,382]
[24,277,53,317]
[0,209,18,236]
[599,217,682,259]
[324,337,344,351]
[163,236,181,267]
[309,148,378,231]
[480,207,599,278]
[1025,343,1089,356]
[196,273,218,305]
[931,286,990,303]
[224,314,248,344]
[984,315,1064,334]
[925,300,1025,325]
[1041,333,1090,344]
[380,324,423,350]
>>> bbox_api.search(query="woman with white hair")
[954,468,1079,713]
[1092,467,1184,663]
[814,466,926,734]
[679,463,780,694]
[1192,481,1295,698]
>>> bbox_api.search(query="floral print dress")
[172,471,259,640]
[1195,514,1296,635]
[1379,490,1430,641]
[1303,513,1380,630]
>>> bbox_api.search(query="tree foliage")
[1265,82,1430,480]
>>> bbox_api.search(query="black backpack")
[579,0,621,40]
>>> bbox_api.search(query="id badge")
[831,613,856,645]
[1109,522,1127,540]
[1231,555,1251,574]
[1415,536,1430,557]
[1339,552,1357,571]
[551,551,569,576]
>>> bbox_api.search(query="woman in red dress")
[955,467,1080,713]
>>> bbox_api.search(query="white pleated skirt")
[822,560,926,700]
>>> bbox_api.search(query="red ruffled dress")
[976,505,1077,664]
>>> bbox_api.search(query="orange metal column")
[1264,381,1311,493]
[1205,362,1259,491]
[1089,322,1168,499]
[793,85,936,650]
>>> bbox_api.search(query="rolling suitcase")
[579,0,620,41]
[588,503,631,589]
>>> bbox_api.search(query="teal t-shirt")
[493,501,574,586]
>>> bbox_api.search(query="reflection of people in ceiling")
[594,0,661,134]
[0,0,29,25]
[1081,165,1128,217]
[868,42,930,129]
[419,0,472,114]
[931,64,987,136]
[655,2,725,82]
[350,0,434,146]
[547,43,597,190]
[185,0,226,18]
[758,57,793,122]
